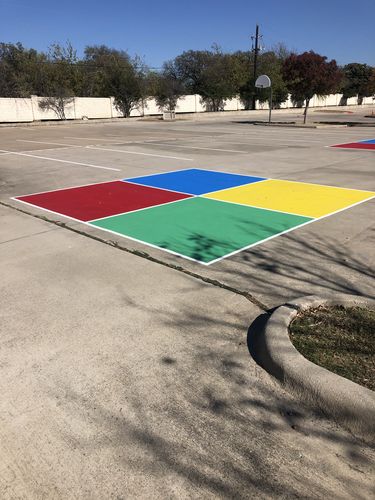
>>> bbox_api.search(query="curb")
[250,294,375,443]
[0,117,141,128]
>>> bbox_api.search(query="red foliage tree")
[282,51,342,123]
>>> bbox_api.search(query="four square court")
[15,168,375,265]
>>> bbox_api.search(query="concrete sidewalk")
[1,205,374,499]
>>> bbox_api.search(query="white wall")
[74,97,113,119]
[0,93,373,123]
[0,98,34,122]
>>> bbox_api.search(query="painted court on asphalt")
[13,167,375,265]
[1,116,375,294]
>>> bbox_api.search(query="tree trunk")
[303,98,310,124]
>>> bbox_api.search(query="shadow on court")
[210,225,375,307]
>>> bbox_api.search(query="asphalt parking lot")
[1,113,374,498]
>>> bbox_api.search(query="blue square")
[359,139,375,144]
[124,169,266,195]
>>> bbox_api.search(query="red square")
[16,181,192,221]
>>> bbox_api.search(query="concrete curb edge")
[256,294,375,443]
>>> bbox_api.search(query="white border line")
[124,167,268,183]
[10,168,375,266]
[13,179,122,198]
[122,179,194,197]
[10,197,205,265]
[206,195,375,265]
[194,167,375,194]
[202,178,268,196]
[12,173,196,199]
[12,193,375,266]
[88,196,192,222]
[202,190,314,217]
[11,194,192,224]
[10,198,89,225]
[268,172,374,193]
[123,167,195,181]
[87,223,206,265]
[328,144,375,152]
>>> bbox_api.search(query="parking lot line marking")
[64,136,123,142]
[139,142,248,153]
[86,145,193,161]
[17,139,83,148]
[0,149,121,171]
[18,146,76,153]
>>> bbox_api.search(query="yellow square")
[204,179,375,218]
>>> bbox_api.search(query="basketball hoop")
[255,75,272,123]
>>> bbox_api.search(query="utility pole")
[251,24,260,110]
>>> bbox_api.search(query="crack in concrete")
[0,227,61,245]
[0,200,269,311]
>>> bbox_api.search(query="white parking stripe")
[139,142,248,153]
[64,136,121,142]
[86,145,193,161]
[0,149,121,171]
[17,139,82,148]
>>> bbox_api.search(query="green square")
[90,198,312,264]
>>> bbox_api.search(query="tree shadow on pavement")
[212,224,375,307]
[52,283,375,498]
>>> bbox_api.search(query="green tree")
[172,48,245,111]
[38,42,80,119]
[153,62,186,112]
[236,48,289,109]
[0,43,47,97]
[341,63,375,104]
[282,51,342,123]
[83,45,146,117]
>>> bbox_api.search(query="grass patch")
[289,306,375,391]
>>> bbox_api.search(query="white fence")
[0,94,374,123]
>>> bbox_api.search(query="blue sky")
[1,0,374,67]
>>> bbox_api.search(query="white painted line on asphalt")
[139,142,248,153]
[17,139,82,148]
[64,136,122,142]
[86,145,193,161]
[18,146,76,153]
[0,149,121,171]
